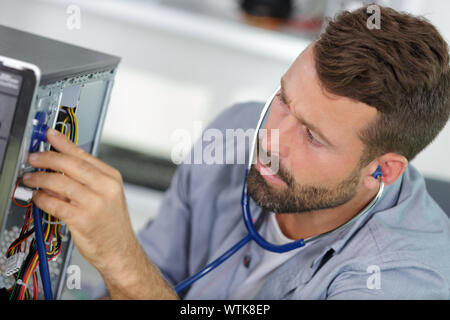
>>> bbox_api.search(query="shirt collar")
[252,170,407,298]
[309,172,405,269]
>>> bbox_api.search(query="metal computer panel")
[0,25,120,85]
[0,25,120,299]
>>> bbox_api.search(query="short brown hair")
[314,5,450,166]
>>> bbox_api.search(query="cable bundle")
[6,106,78,300]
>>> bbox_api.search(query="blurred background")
[0,0,448,299]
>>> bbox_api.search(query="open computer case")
[0,25,121,299]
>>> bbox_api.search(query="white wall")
[0,0,306,154]
[396,0,450,180]
[0,0,448,180]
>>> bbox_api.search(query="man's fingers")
[23,171,97,207]
[32,189,77,223]
[39,188,69,202]
[27,151,114,196]
[45,128,122,182]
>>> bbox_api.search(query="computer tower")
[0,25,121,299]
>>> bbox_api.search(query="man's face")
[247,45,378,214]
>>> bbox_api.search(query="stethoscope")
[174,87,385,294]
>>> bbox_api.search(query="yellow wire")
[43,213,51,241]
[59,106,78,143]
[67,108,73,139]
[62,117,69,135]
[70,108,78,145]
[23,254,39,293]
[39,107,75,258]
[47,239,58,255]
[43,213,61,256]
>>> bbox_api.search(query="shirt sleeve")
[90,102,262,299]
[326,261,450,300]
[90,163,192,299]
[135,161,192,287]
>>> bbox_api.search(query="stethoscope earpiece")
[372,166,383,180]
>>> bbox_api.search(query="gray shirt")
[135,102,450,300]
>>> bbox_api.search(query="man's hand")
[22,128,177,300]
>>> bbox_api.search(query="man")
[23,6,450,299]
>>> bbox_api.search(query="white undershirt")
[230,213,306,300]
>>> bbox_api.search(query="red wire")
[52,243,62,258]
[19,218,61,299]
[6,208,33,256]
[11,178,63,300]
[19,244,60,300]
[32,272,38,300]
[17,206,32,253]
[9,178,34,256]
[19,251,38,300]
[23,207,32,253]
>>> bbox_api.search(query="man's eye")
[306,128,318,145]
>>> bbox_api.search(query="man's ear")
[363,153,409,189]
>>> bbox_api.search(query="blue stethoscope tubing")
[174,87,384,294]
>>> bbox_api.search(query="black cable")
[6,228,35,257]
[68,108,75,142]
[9,240,37,300]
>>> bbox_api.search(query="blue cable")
[32,204,53,300]
[174,169,305,294]
[241,169,305,252]
[28,112,53,299]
